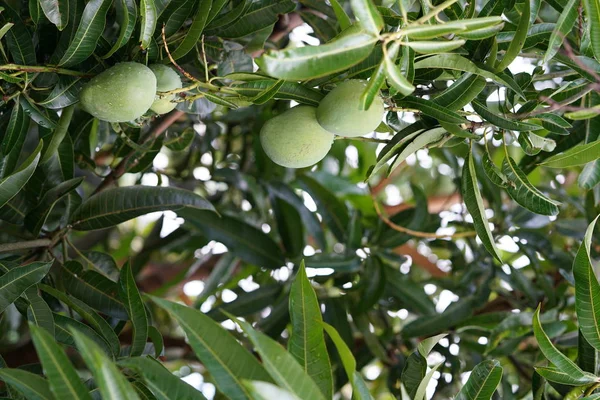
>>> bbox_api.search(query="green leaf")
[413,363,442,400]
[40,0,69,30]
[320,322,372,400]
[70,328,141,400]
[204,0,249,31]
[180,209,285,269]
[384,45,415,96]
[61,261,128,320]
[150,297,273,400]
[25,286,55,337]
[25,177,83,236]
[139,0,156,50]
[243,381,299,400]
[381,127,446,177]
[418,334,448,358]
[456,360,503,400]
[232,80,324,106]
[413,54,525,99]
[70,186,214,231]
[404,39,466,54]
[0,369,54,400]
[256,28,378,80]
[532,304,589,378]
[29,324,93,400]
[330,0,351,30]
[53,313,113,356]
[20,95,57,129]
[402,17,503,39]
[38,75,85,109]
[402,352,427,400]
[403,297,475,337]
[41,103,74,164]
[170,0,211,59]
[471,100,542,131]
[103,0,137,58]
[540,141,600,168]
[535,366,598,386]
[579,160,600,189]
[583,0,600,62]
[211,0,295,38]
[350,0,383,36]
[481,151,508,188]
[400,96,465,124]
[0,141,42,209]
[41,284,121,357]
[160,0,195,37]
[288,262,333,398]
[119,357,207,400]
[573,216,600,351]
[544,0,578,63]
[58,0,112,66]
[462,149,502,261]
[118,262,148,357]
[0,261,52,314]
[502,153,560,216]
[235,318,327,400]
[360,46,389,110]
[3,7,36,66]
[495,0,530,71]
[249,80,285,105]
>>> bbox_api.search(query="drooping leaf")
[103,0,137,57]
[243,381,299,400]
[119,357,207,400]
[70,328,141,400]
[472,100,542,131]
[169,0,211,59]
[211,0,295,38]
[118,262,148,357]
[0,141,42,209]
[495,0,530,71]
[330,0,351,30]
[540,141,600,168]
[29,324,93,400]
[150,297,273,400]
[139,0,156,50]
[25,286,55,337]
[583,0,600,62]
[535,366,598,386]
[350,0,383,36]
[40,0,69,30]
[288,262,333,398]
[58,0,112,66]
[455,360,503,400]
[544,0,578,63]
[70,186,214,230]
[462,149,502,261]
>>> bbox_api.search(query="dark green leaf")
[541,141,600,168]
[471,100,542,131]
[583,0,600,62]
[544,0,578,63]
[170,0,211,59]
[118,261,148,357]
[495,0,529,71]
[103,0,137,57]
[456,360,503,400]
[0,141,42,209]
[0,261,52,314]
[212,0,295,38]
[0,369,53,400]
[40,0,69,30]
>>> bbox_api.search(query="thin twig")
[162,24,199,83]
[0,64,92,77]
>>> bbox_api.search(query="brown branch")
[393,243,447,277]
[92,110,185,194]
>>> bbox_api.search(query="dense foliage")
[0,0,600,399]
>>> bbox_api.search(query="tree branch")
[0,64,92,77]
[0,239,52,253]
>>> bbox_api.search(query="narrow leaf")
[103,0,137,58]
[350,0,384,36]
[544,0,578,63]
[541,141,600,168]
[0,369,54,400]
[118,262,148,357]
[456,360,503,400]
[0,261,52,314]
[0,141,42,209]
[170,0,211,59]
[495,0,530,71]
[583,0,600,62]
[139,0,156,50]
[40,0,69,30]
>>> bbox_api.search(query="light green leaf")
[30,324,93,400]
[413,363,442,400]
[401,17,503,39]
[418,334,448,358]
[235,318,327,400]
[103,0,137,58]
[150,297,272,400]
[350,0,383,36]
[540,141,600,168]
[119,357,207,400]
[330,0,351,30]
[0,261,52,314]
[387,127,446,174]
[495,0,530,71]
[583,0,600,62]
[533,304,588,378]
[384,42,414,96]
[139,0,156,50]
[574,216,600,352]
[0,369,54,400]
[58,0,112,66]
[40,0,69,30]
[256,28,377,80]
[119,261,148,357]
[211,0,295,38]
[170,0,211,59]
[71,328,141,400]
[579,160,600,189]
[0,141,42,209]
[400,96,465,124]
[243,381,299,400]
[288,261,333,398]
[502,154,560,216]
[232,80,324,106]
[535,366,598,386]
[456,360,503,400]
[404,39,466,54]
[70,186,214,231]
[544,0,578,63]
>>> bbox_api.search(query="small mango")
[149,64,182,115]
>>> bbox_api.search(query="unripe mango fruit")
[316,80,385,137]
[149,64,182,115]
[79,62,157,122]
[260,106,334,168]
